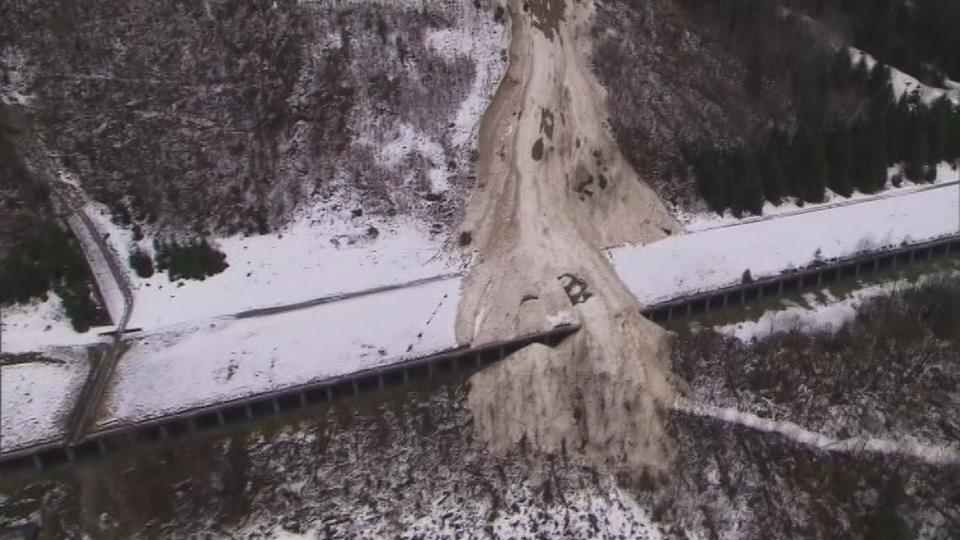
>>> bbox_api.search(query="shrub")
[129,248,155,278]
[155,240,228,281]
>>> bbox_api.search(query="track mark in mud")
[575,176,594,198]
[458,0,681,475]
[540,108,555,139]
[573,164,608,199]
[597,173,608,190]
[520,293,540,304]
[531,138,545,161]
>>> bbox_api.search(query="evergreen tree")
[905,122,931,182]
[830,48,853,88]
[948,105,960,163]
[853,55,871,84]
[694,153,729,214]
[129,248,155,278]
[739,152,765,215]
[868,62,891,94]
[827,128,854,197]
[859,121,890,193]
[782,136,805,199]
[760,144,787,205]
[929,96,953,164]
[803,134,829,203]
[887,95,912,164]
[714,164,735,215]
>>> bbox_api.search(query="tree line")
[796,0,960,84]
[0,222,105,332]
[692,50,960,216]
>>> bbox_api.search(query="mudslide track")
[456,0,683,474]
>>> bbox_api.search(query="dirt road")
[458,0,682,474]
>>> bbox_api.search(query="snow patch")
[675,399,960,466]
[1,348,90,452]
[378,123,450,193]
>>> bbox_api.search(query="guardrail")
[0,323,579,472]
[640,235,960,323]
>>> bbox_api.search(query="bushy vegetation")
[675,275,960,426]
[691,47,960,216]
[0,118,105,332]
[0,223,104,332]
[155,240,228,281]
[128,248,155,278]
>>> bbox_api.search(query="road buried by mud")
[457,0,683,475]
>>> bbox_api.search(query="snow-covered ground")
[716,283,904,343]
[675,162,959,232]
[0,348,89,452]
[250,480,662,540]
[674,398,960,466]
[424,24,506,149]
[0,293,110,354]
[85,203,462,331]
[97,276,462,428]
[611,182,960,305]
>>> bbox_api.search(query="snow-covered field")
[97,276,462,427]
[3,200,462,355]
[0,348,89,452]
[85,203,462,331]
[611,181,960,305]
[0,293,110,354]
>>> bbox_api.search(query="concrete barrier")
[641,235,960,323]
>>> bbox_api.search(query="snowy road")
[94,275,464,429]
[611,180,960,306]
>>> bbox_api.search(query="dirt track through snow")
[457,0,682,474]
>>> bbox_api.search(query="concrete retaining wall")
[641,235,960,323]
[0,324,579,471]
